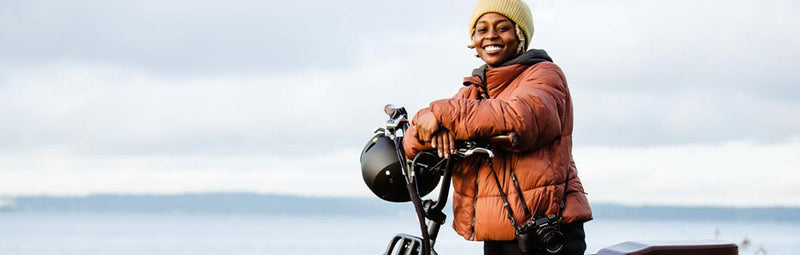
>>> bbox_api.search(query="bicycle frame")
[378,104,508,255]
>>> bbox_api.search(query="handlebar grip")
[478,132,519,150]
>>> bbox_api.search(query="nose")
[485,28,499,39]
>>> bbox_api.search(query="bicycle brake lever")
[385,117,407,130]
[463,147,494,158]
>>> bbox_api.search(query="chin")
[482,58,502,66]
[484,54,517,66]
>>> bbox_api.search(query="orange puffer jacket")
[403,53,592,241]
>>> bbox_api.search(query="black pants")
[483,222,586,255]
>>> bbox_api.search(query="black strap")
[508,159,532,219]
[486,157,518,228]
[487,155,571,229]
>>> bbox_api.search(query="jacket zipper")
[470,162,479,241]
[470,85,486,241]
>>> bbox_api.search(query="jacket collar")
[463,49,553,98]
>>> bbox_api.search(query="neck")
[486,53,522,68]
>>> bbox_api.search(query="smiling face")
[472,13,521,67]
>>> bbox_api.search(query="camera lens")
[540,229,565,254]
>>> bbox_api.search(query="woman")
[402,0,592,254]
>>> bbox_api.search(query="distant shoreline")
[1,193,798,222]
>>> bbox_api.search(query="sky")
[0,0,798,207]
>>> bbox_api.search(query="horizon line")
[2,192,799,209]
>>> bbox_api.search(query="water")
[1,213,797,255]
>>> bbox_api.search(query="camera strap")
[486,157,520,228]
[486,155,570,230]
[508,156,532,219]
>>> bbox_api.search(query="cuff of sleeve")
[430,99,471,140]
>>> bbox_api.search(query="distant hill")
[591,203,800,222]
[0,193,406,215]
[1,193,798,222]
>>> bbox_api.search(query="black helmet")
[360,133,440,202]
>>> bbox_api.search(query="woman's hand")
[431,129,456,159]
[415,112,439,142]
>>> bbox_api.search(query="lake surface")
[1,213,796,254]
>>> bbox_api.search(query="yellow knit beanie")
[468,0,533,48]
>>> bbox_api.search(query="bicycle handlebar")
[476,132,519,151]
[451,132,519,159]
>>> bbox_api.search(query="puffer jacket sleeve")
[402,108,433,159]
[429,64,567,152]
[403,86,474,159]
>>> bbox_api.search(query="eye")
[498,26,510,32]
[476,27,488,34]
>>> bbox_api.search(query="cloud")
[0,22,481,156]
[573,87,800,146]
[530,0,800,145]
[0,0,470,76]
[3,0,797,149]
[575,139,800,206]
[0,147,366,196]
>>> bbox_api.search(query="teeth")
[484,45,502,53]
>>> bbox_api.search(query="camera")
[515,214,565,254]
